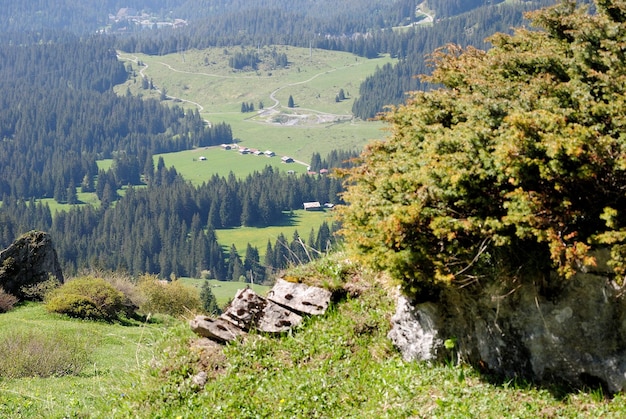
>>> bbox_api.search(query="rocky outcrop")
[388,273,626,393]
[0,231,64,299]
[190,279,332,343]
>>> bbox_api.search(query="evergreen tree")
[289,230,309,265]
[273,233,290,269]
[287,95,295,108]
[200,280,221,315]
[316,221,332,253]
[81,174,94,193]
[54,177,67,204]
[264,240,275,269]
[226,244,244,281]
[243,243,265,284]
[67,178,78,205]
[310,152,323,172]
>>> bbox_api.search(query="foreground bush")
[339,0,626,295]
[46,276,126,321]
[138,274,201,317]
[19,276,61,301]
[0,288,18,313]
[0,329,90,378]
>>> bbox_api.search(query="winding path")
[117,51,361,168]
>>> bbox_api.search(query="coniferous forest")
[0,0,570,280]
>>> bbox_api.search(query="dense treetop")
[338,0,626,296]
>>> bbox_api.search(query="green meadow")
[153,146,308,185]
[35,47,385,270]
[215,209,335,258]
[178,278,271,306]
[2,269,624,418]
[117,46,392,165]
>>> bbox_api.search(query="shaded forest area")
[0,33,231,200]
[0,31,349,279]
[0,162,345,281]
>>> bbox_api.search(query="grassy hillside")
[215,209,334,258]
[178,277,270,307]
[153,146,308,185]
[1,259,625,417]
[117,46,392,166]
[0,302,173,418]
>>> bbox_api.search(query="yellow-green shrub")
[45,276,125,321]
[137,274,201,317]
[339,1,626,296]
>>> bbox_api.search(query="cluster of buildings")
[220,143,276,158]
[108,8,187,32]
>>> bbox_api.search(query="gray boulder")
[0,231,64,299]
[388,273,626,393]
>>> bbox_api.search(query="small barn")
[303,201,322,211]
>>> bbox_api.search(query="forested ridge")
[0,33,231,200]
[0,1,571,119]
[0,31,347,279]
[110,0,565,118]
[1,161,344,280]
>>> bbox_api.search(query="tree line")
[0,34,231,200]
[0,161,343,281]
[111,0,562,119]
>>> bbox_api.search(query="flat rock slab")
[257,300,302,333]
[221,288,303,333]
[267,278,332,315]
[221,288,267,330]
[190,315,246,343]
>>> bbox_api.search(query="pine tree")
[200,280,221,315]
[287,95,295,108]
[67,178,78,205]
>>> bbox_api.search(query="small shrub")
[45,276,125,321]
[76,269,143,315]
[0,329,90,378]
[0,288,18,313]
[20,275,61,301]
[138,274,201,317]
[102,271,143,316]
[46,293,101,319]
[200,280,221,315]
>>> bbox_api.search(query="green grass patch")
[115,266,626,418]
[0,302,178,418]
[117,46,391,166]
[178,278,271,307]
[216,209,334,257]
[154,146,308,184]
[0,329,90,379]
[2,264,626,417]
